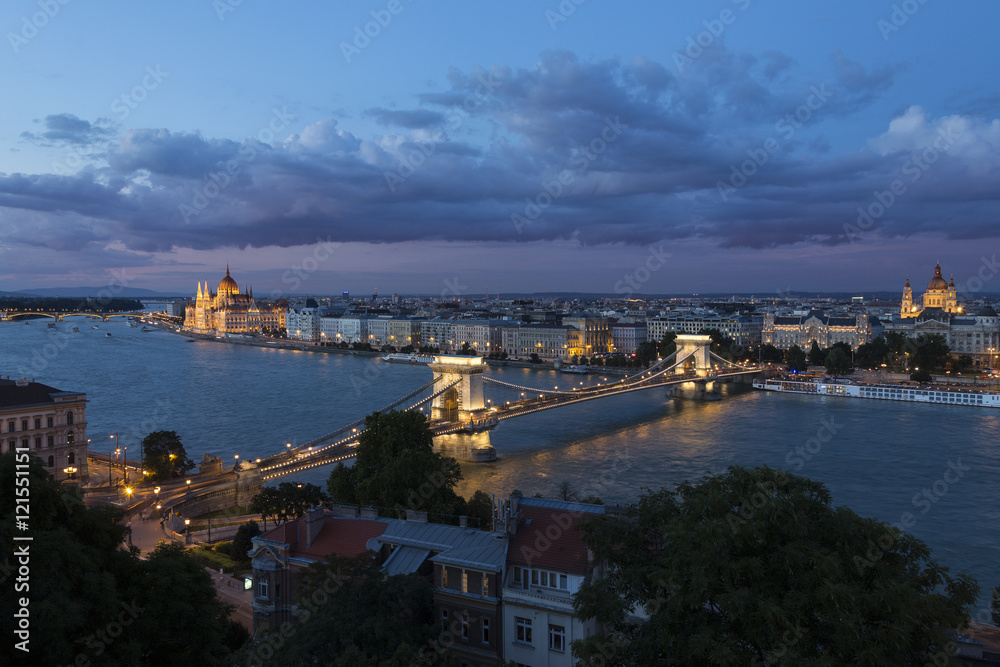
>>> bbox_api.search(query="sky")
[1,0,999,297]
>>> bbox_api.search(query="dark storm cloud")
[1,49,999,255]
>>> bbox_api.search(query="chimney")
[304,506,324,547]
[459,515,468,528]
[405,509,429,523]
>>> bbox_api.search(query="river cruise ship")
[753,377,1000,408]
[380,353,436,365]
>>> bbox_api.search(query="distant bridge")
[256,335,764,480]
[2,310,146,322]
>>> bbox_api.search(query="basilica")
[184,266,285,335]
[900,262,959,318]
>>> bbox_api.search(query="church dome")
[218,265,239,296]
[926,263,948,291]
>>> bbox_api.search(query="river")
[2,318,998,611]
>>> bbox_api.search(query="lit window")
[442,568,448,588]
[461,571,468,593]
[482,575,489,597]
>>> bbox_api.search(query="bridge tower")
[427,355,496,463]
[674,334,713,376]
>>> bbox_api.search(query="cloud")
[20,113,115,145]
[0,48,997,257]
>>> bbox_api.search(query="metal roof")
[518,496,606,515]
[382,546,431,576]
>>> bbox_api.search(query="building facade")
[563,316,612,356]
[648,313,763,349]
[184,266,285,335]
[610,322,647,355]
[502,496,604,667]
[762,311,877,351]
[1,378,88,484]
[286,299,326,342]
[883,306,1000,369]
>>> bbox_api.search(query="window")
[461,571,468,593]
[47,456,54,467]
[47,417,53,428]
[441,610,448,632]
[21,420,28,431]
[34,418,41,430]
[515,617,532,644]
[482,575,489,597]
[67,451,75,464]
[47,436,54,448]
[257,578,268,598]
[549,624,566,652]
[482,617,490,644]
[67,431,74,445]
[35,437,41,450]
[461,613,468,639]
[512,566,521,584]
[441,568,448,588]
[7,421,13,433]
[66,411,73,426]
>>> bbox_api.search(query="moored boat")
[380,353,435,365]
[753,377,1000,408]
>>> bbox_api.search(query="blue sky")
[1,0,999,296]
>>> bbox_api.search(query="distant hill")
[2,287,177,298]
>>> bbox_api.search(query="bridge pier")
[666,379,721,401]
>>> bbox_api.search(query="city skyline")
[2,2,999,294]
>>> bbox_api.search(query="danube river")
[3,319,999,609]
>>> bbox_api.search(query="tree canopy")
[908,334,951,372]
[824,346,854,377]
[0,453,244,665]
[142,430,195,481]
[326,410,464,516]
[572,466,978,666]
[785,344,808,372]
[807,340,827,366]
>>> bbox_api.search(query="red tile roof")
[508,506,593,573]
[260,515,388,561]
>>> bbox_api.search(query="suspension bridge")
[255,335,763,480]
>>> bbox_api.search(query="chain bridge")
[257,335,763,479]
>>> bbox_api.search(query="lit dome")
[218,265,239,296]
[926,263,948,291]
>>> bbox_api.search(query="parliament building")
[184,266,285,335]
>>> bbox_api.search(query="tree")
[807,340,827,366]
[326,410,464,517]
[909,334,950,372]
[572,466,978,666]
[142,430,195,481]
[459,342,476,356]
[249,486,282,529]
[0,453,241,665]
[268,482,329,522]
[231,520,262,563]
[911,368,933,383]
[635,341,658,367]
[657,332,677,359]
[825,346,854,377]
[236,554,442,665]
[759,343,784,363]
[855,337,889,369]
[785,344,808,372]
[465,489,493,531]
